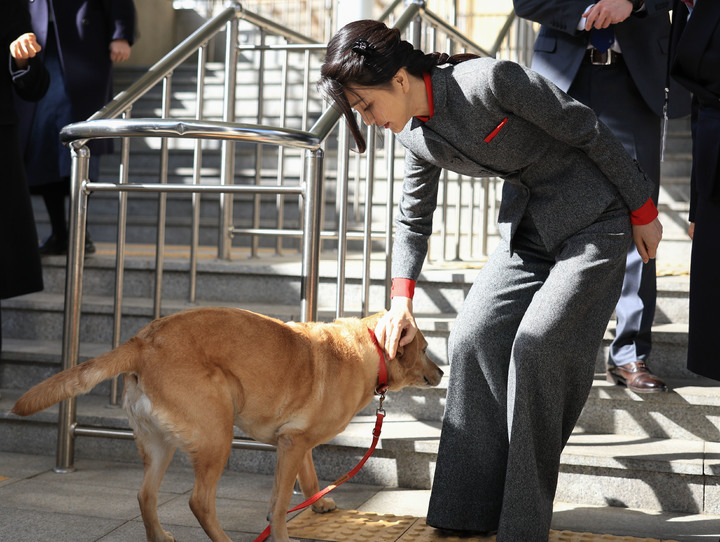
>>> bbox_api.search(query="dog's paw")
[311,496,336,514]
[149,530,175,542]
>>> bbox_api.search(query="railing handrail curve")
[60,118,322,150]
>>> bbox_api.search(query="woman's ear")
[394,68,410,93]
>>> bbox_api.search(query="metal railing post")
[384,133,396,308]
[361,127,376,317]
[300,148,324,323]
[56,145,90,473]
[109,110,131,407]
[252,29,267,258]
[335,123,350,319]
[189,44,208,303]
[219,16,239,260]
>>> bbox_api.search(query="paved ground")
[0,451,717,541]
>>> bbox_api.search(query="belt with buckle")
[584,48,622,66]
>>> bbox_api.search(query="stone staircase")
[2,57,718,522]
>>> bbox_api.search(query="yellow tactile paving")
[287,509,679,542]
[289,509,417,541]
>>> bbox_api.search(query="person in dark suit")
[670,0,720,381]
[1,1,49,355]
[320,19,662,540]
[17,0,136,255]
[513,0,691,393]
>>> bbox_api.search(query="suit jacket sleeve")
[4,0,49,105]
[513,0,664,33]
[107,0,137,45]
[10,57,49,102]
[392,151,442,280]
[513,0,590,34]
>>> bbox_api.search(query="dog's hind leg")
[135,432,178,542]
[187,433,234,542]
[296,449,336,514]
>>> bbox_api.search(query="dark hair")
[319,20,478,153]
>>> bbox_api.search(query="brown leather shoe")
[607,361,668,393]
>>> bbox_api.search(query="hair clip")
[352,39,374,57]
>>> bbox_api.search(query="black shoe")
[39,233,96,256]
[85,232,96,255]
[38,233,67,255]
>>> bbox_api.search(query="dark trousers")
[687,103,720,379]
[569,59,662,367]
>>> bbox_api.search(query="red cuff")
[391,278,416,299]
[630,198,658,226]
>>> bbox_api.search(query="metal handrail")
[53,0,527,474]
[61,118,322,149]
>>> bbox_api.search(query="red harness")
[254,327,389,542]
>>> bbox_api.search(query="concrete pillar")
[337,0,373,30]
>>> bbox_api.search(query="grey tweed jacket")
[392,57,654,280]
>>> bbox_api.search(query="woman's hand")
[10,33,41,69]
[109,39,131,63]
[374,296,417,359]
[632,217,663,264]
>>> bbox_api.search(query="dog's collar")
[367,327,389,396]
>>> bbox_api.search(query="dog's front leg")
[268,434,310,542]
[297,449,336,514]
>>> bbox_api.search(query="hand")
[688,222,695,240]
[10,33,41,69]
[583,0,633,30]
[374,297,417,359]
[632,217,663,264]
[109,39,131,63]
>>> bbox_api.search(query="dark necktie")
[591,25,615,53]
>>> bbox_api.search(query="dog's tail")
[11,338,141,417]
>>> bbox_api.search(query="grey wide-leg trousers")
[426,201,632,541]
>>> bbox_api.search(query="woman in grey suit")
[320,20,662,541]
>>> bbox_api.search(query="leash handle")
[254,411,385,542]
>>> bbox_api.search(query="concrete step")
[578,375,720,442]
[12,245,692,318]
[2,278,691,377]
[1,243,692,374]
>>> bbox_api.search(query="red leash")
[254,328,388,542]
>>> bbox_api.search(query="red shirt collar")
[414,72,434,122]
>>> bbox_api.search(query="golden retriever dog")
[12,307,443,542]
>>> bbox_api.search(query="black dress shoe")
[39,233,96,256]
[38,233,67,255]
[607,361,668,393]
[85,232,96,255]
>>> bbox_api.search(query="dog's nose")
[425,365,443,387]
